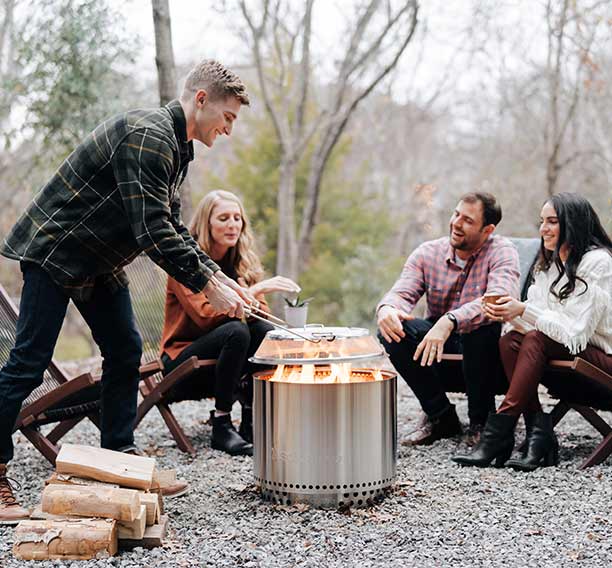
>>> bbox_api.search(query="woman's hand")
[215,270,256,305]
[250,276,301,296]
[482,296,526,322]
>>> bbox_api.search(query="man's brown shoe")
[403,405,462,446]
[0,465,30,525]
[158,479,189,498]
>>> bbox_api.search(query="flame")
[267,364,385,384]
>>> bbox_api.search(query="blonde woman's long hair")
[189,190,264,285]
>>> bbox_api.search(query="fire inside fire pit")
[269,364,385,383]
[250,326,397,508]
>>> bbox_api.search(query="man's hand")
[413,316,454,367]
[482,296,525,322]
[204,275,245,318]
[215,270,256,306]
[377,305,414,343]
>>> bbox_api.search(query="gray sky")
[115,0,497,105]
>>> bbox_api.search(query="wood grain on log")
[42,485,141,522]
[117,505,146,540]
[119,514,169,550]
[13,519,117,560]
[56,444,155,490]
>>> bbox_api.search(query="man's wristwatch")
[445,312,458,331]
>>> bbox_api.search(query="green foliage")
[207,113,405,328]
[10,0,139,162]
[284,295,313,308]
[299,178,401,328]
[203,114,281,270]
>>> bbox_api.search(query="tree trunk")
[546,153,559,197]
[151,0,194,219]
[151,0,176,106]
[0,0,16,125]
[276,158,299,281]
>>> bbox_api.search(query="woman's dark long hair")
[537,192,612,301]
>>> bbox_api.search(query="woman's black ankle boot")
[212,414,253,456]
[506,412,559,471]
[238,406,253,444]
[452,412,517,467]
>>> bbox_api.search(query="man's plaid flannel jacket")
[1,100,219,302]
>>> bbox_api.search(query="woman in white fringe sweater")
[453,192,612,471]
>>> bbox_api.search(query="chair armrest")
[139,358,164,379]
[17,372,98,427]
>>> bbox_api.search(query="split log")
[139,492,160,525]
[117,505,146,540]
[56,444,155,490]
[42,484,141,522]
[119,514,169,550]
[46,472,120,489]
[13,519,117,560]
[30,504,70,521]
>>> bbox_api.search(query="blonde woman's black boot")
[212,414,253,456]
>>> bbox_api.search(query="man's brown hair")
[459,192,502,227]
[182,59,250,106]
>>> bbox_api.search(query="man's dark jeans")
[379,318,503,427]
[0,263,142,464]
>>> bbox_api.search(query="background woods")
[0,0,611,358]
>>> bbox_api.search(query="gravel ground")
[1,380,610,568]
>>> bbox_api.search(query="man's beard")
[449,227,468,250]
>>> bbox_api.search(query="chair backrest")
[123,254,169,365]
[0,285,67,407]
[507,237,540,300]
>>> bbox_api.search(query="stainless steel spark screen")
[250,326,397,508]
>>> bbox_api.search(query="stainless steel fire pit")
[250,326,397,508]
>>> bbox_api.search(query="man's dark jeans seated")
[379,318,503,444]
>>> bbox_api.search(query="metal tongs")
[244,304,329,343]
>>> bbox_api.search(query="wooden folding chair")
[0,285,101,465]
[541,359,612,469]
[126,254,217,455]
[437,237,612,468]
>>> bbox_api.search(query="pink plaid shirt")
[377,235,520,334]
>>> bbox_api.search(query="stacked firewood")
[13,444,171,561]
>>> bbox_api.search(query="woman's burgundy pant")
[498,330,612,415]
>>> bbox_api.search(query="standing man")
[0,59,251,523]
[377,192,520,447]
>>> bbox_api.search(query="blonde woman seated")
[453,193,612,470]
[159,190,300,456]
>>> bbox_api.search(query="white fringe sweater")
[507,248,612,355]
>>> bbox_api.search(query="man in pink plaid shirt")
[377,192,520,446]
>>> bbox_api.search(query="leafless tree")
[151,0,177,106]
[0,0,17,129]
[151,0,196,220]
[543,0,607,197]
[237,0,419,280]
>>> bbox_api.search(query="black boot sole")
[506,451,559,471]
[211,441,253,456]
[452,446,513,468]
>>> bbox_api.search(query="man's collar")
[445,236,493,264]
[165,99,194,163]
